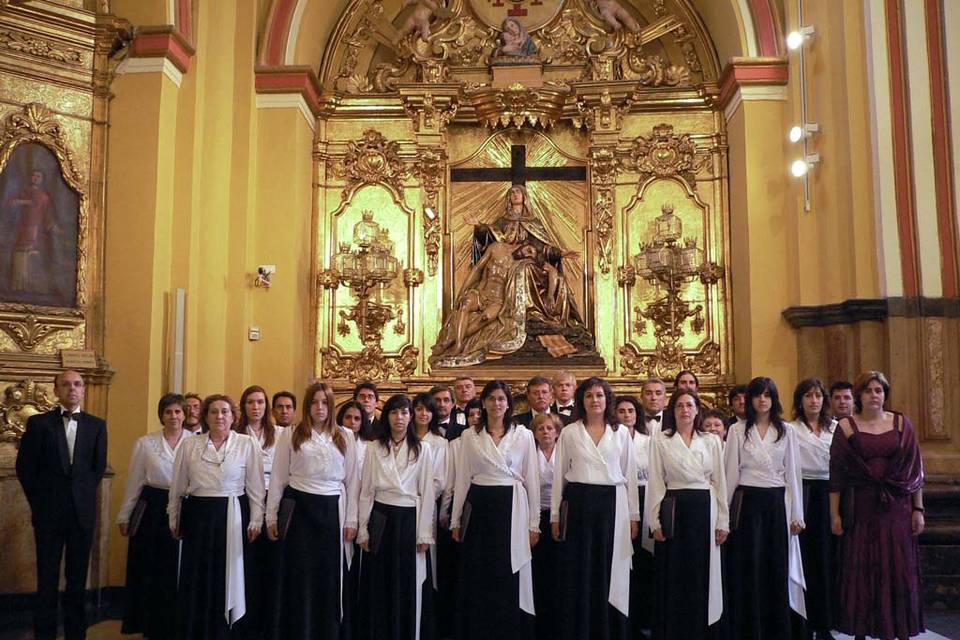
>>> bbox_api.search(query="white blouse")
[537,447,555,511]
[422,431,449,496]
[358,440,436,546]
[787,419,836,480]
[266,426,359,527]
[632,431,650,487]
[117,430,192,523]
[167,431,266,530]
[645,430,728,624]
[251,425,284,487]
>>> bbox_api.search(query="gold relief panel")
[0,378,55,445]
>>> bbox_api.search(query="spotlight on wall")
[788,123,819,143]
[786,25,815,50]
[790,154,820,178]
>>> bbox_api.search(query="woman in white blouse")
[530,412,562,640]
[451,380,539,640]
[168,394,265,640]
[646,389,728,640]
[789,378,837,640]
[357,394,436,640]
[616,394,654,636]
[266,381,358,639]
[117,393,191,640]
[550,377,639,640]
[724,376,807,640]
[233,384,283,639]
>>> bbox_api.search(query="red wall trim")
[925,0,959,297]
[129,26,196,74]
[718,57,789,111]
[176,0,193,44]
[885,0,921,297]
[261,0,298,66]
[254,66,323,118]
[747,0,783,57]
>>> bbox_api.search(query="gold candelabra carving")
[320,211,422,348]
[618,204,723,377]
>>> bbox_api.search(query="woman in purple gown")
[829,371,925,640]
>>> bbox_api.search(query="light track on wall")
[787,0,818,211]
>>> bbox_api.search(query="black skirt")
[176,494,251,640]
[557,482,628,640]
[725,486,805,640]
[276,488,345,640]
[121,485,179,640]
[235,491,282,640]
[629,486,654,639]
[358,501,434,640]
[799,479,836,633]
[652,489,718,640]
[434,496,458,639]
[532,509,561,640]
[456,484,533,640]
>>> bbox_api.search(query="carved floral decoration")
[0,379,55,444]
[328,129,410,197]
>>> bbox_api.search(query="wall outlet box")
[248,326,261,341]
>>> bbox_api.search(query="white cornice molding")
[116,56,183,88]
[255,93,316,131]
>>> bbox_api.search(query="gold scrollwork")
[0,314,78,352]
[320,344,419,383]
[467,82,570,130]
[620,340,720,379]
[0,103,90,317]
[589,147,618,274]
[412,147,445,276]
[328,129,410,197]
[621,123,708,189]
[0,30,86,66]
[0,379,55,444]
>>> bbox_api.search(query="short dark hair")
[615,395,645,434]
[674,370,700,389]
[727,384,747,403]
[526,375,551,391]
[465,398,482,412]
[476,380,515,432]
[272,390,297,409]
[353,381,379,400]
[829,380,853,395]
[430,384,454,402]
[157,393,186,422]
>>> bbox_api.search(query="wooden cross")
[450,144,586,185]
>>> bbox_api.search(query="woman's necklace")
[391,436,405,452]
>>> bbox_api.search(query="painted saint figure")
[3,169,60,292]
[495,17,538,58]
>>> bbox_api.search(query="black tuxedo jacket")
[514,410,575,429]
[16,408,108,532]
[549,402,578,421]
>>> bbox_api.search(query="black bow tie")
[61,410,80,420]
[645,414,661,422]
[558,405,574,412]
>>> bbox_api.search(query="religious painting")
[0,142,79,308]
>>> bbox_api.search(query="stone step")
[921,545,960,576]
[920,524,960,545]
[923,479,960,521]
[924,575,960,611]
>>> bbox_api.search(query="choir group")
[113,370,926,640]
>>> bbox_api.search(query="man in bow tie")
[432,384,460,440]
[16,370,107,640]
[515,375,574,428]
[640,377,666,434]
[550,370,577,417]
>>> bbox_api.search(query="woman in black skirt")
[646,389,729,640]
[530,413,562,640]
[451,380,539,640]
[168,394,265,640]
[616,394,654,639]
[788,379,837,640]
[358,394,437,640]
[724,377,807,640]
[266,381,359,639]
[234,385,284,640]
[117,393,192,640]
[550,377,640,640]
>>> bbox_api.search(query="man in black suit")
[16,370,107,640]
[549,370,578,419]
[515,375,574,428]
[432,384,463,440]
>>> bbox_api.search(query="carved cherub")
[396,0,448,42]
[593,0,640,32]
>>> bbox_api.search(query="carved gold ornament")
[589,146,618,274]
[0,30,86,66]
[329,129,410,197]
[321,344,419,383]
[412,147,445,276]
[0,314,79,352]
[467,82,569,129]
[622,123,706,188]
[0,379,55,444]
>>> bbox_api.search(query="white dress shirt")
[422,431,449,496]
[787,419,836,480]
[59,404,79,464]
[451,426,540,615]
[724,420,806,617]
[117,429,192,523]
[633,431,650,486]
[643,411,663,436]
[645,430,728,624]
[266,426,359,527]
[537,447,555,511]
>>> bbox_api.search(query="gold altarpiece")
[314,0,732,403]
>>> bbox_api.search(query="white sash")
[225,494,245,625]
